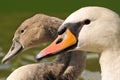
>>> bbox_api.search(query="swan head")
[2,14,63,63]
[37,6,120,59]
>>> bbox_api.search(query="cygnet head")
[2,14,63,63]
[37,6,120,59]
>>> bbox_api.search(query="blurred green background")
[0,0,119,80]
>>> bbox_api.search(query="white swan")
[38,6,120,80]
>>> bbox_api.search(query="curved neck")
[100,48,120,80]
[54,50,86,80]
[44,25,58,41]
[44,19,63,41]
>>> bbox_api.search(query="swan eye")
[84,19,91,25]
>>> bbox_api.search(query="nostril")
[11,46,14,51]
[11,42,15,51]
[56,38,63,44]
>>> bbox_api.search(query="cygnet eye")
[20,30,25,33]
[84,19,91,25]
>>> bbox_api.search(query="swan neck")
[44,24,59,41]
[100,49,120,80]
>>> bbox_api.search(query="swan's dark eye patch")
[84,19,91,25]
[58,22,82,37]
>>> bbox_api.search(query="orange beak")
[36,28,77,61]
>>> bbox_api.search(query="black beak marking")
[58,27,66,35]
